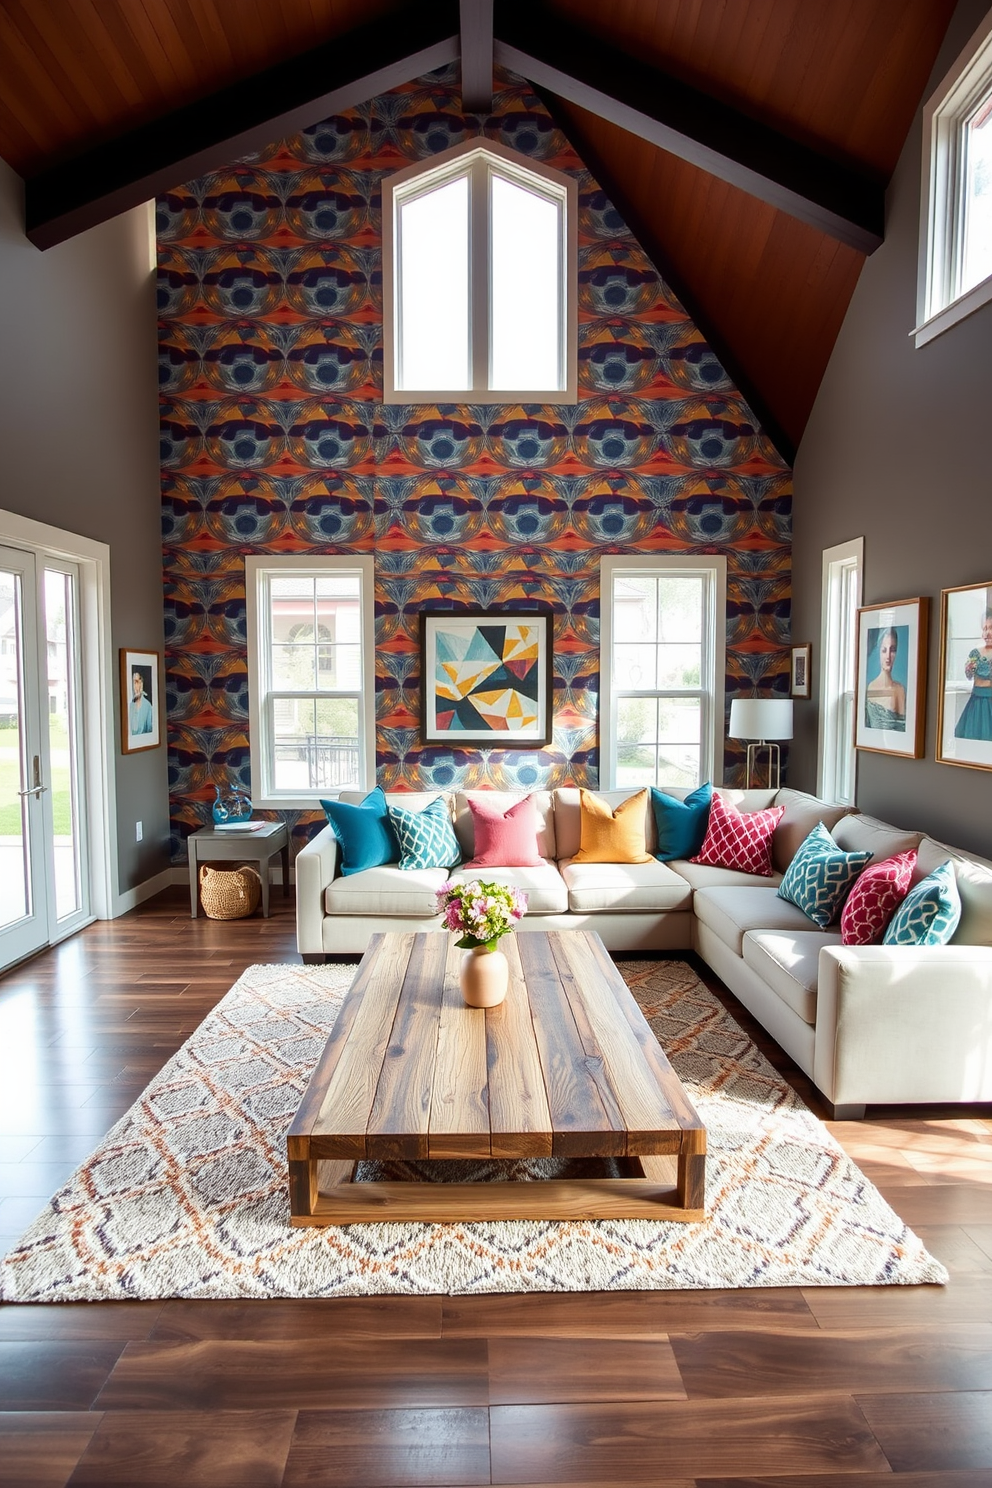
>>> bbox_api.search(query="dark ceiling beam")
[533,84,796,465]
[25,3,460,250]
[494,6,884,254]
[460,0,494,112]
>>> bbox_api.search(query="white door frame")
[0,508,117,925]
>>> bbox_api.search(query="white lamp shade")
[729,697,794,740]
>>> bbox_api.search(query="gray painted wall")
[0,159,170,893]
[791,0,992,859]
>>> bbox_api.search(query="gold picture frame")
[936,580,992,772]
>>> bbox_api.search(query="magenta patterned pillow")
[690,791,785,877]
[841,850,917,945]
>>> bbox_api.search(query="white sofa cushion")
[559,859,693,913]
[832,812,922,861]
[671,860,783,890]
[743,929,841,1025]
[453,790,556,861]
[447,863,568,914]
[325,864,450,917]
[771,788,852,873]
[693,886,816,956]
[916,837,992,946]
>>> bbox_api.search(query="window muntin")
[817,538,863,806]
[246,557,374,806]
[384,139,577,403]
[917,9,992,345]
[600,557,726,791]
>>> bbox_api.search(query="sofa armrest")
[295,824,340,956]
[813,944,992,1106]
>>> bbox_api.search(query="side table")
[188,821,290,919]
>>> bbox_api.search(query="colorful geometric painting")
[158,63,793,864]
[422,612,552,744]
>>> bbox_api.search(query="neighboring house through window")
[817,537,863,805]
[916,6,992,345]
[382,139,577,402]
[245,556,375,807]
[600,555,727,791]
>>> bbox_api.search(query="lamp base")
[744,740,781,790]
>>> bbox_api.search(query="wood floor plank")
[0,1303,163,1342]
[0,1411,101,1488]
[149,1297,443,1342]
[66,1408,296,1487]
[873,1184,992,1225]
[488,1395,889,1481]
[0,1341,125,1410]
[281,1407,490,1487]
[802,1274,992,1328]
[94,1338,489,1410]
[856,1389,992,1472]
[442,1289,817,1337]
[696,1471,992,1487]
[487,1335,686,1403]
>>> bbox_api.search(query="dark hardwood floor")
[0,887,990,1487]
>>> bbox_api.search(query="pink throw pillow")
[465,794,545,868]
[690,792,785,877]
[841,850,917,945]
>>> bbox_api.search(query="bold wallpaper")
[158,65,792,861]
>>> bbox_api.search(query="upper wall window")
[916,7,992,346]
[382,140,577,403]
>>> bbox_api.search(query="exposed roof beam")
[494,6,884,254]
[25,4,460,250]
[460,0,494,112]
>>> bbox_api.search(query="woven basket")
[198,864,261,920]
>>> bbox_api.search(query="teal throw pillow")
[651,782,713,861]
[883,860,962,946]
[388,796,463,871]
[777,820,873,928]
[320,787,399,877]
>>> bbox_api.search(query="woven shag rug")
[0,959,947,1299]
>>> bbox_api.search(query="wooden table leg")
[260,851,271,917]
[677,1147,706,1212]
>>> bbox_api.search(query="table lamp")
[729,698,793,789]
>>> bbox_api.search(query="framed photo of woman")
[937,581,992,772]
[120,648,161,754]
[854,598,928,758]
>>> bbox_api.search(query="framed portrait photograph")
[120,649,161,754]
[790,643,812,699]
[937,580,992,772]
[854,598,928,758]
[420,609,553,746]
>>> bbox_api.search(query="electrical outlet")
[135,821,143,842]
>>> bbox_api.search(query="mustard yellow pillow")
[572,789,653,864]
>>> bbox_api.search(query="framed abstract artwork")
[419,609,553,746]
[854,598,928,758]
[120,648,161,754]
[790,643,812,699]
[937,580,992,772]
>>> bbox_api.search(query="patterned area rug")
[0,960,946,1300]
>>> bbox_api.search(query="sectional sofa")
[295,786,992,1118]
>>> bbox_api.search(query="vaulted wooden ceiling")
[0,0,958,455]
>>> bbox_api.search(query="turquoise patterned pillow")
[388,796,463,871]
[777,821,873,928]
[883,860,962,946]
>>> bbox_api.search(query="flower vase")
[460,945,509,1007]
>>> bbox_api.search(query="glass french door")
[0,546,90,970]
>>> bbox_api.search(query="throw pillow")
[465,794,545,869]
[776,821,873,928]
[388,796,463,872]
[883,860,962,946]
[571,789,653,864]
[321,786,399,877]
[651,782,713,861]
[690,791,786,877]
[840,850,917,946]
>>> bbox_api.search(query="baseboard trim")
[112,867,176,917]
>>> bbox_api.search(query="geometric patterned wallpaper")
[158,64,792,862]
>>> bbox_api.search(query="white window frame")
[915,6,992,346]
[382,138,578,403]
[600,554,727,791]
[817,537,863,805]
[245,555,375,808]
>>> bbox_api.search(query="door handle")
[17,785,48,797]
[17,755,47,797]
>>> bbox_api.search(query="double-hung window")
[382,139,577,402]
[246,556,374,807]
[817,538,863,805]
[600,555,726,790]
[917,7,992,345]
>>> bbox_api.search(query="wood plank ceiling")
[0,0,959,453]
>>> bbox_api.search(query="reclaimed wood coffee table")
[287,930,706,1225]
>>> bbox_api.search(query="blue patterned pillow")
[883,860,962,946]
[777,821,873,928]
[388,796,463,871]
